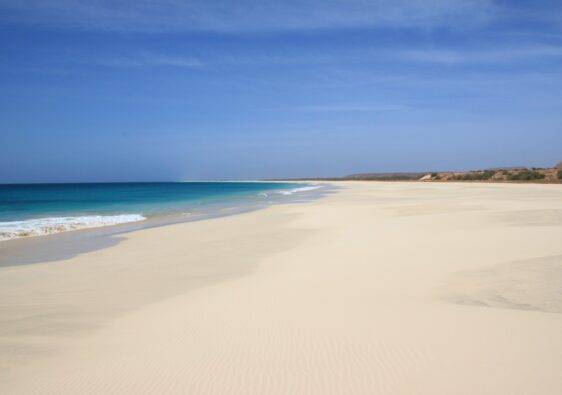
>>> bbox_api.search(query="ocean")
[0,182,322,241]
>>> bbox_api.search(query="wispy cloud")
[0,0,496,33]
[390,45,562,65]
[78,53,203,68]
[295,104,410,113]
[84,43,562,70]
[231,44,562,68]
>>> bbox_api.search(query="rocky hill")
[420,166,561,183]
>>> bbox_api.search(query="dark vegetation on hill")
[507,169,546,181]
[450,170,497,181]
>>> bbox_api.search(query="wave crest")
[277,186,322,195]
[0,214,146,241]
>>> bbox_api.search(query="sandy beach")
[1,181,561,394]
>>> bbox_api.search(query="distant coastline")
[269,162,562,184]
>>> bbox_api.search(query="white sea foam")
[277,186,322,195]
[0,214,146,241]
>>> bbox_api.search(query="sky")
[1,0,561,182]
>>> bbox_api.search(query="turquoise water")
[0,182,318,240]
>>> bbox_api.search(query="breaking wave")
[0,214,146,241]
[277,186,322,195]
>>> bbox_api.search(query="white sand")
[1,182,562,394]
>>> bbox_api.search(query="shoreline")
[0,181,325,243]
[0,183,334,267]
[1,181,562,393]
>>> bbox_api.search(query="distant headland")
[270,162,562,183]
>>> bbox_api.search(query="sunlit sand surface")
[1,182,561,394]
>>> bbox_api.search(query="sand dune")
[1,182,562,394]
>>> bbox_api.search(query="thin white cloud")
[0,0,496,32]
[90,44,562,70]
[295,104,410,112]
[167,44,562,70]
[29,41,562,76]
[81,54,203,68]
[148,55,204,67]
[209,44,562,69]
[390,45,562,64]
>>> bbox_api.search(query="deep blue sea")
[0,182,320,241]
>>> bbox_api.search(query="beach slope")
[1,182,562,394]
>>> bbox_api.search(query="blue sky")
[1,0,561,182]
